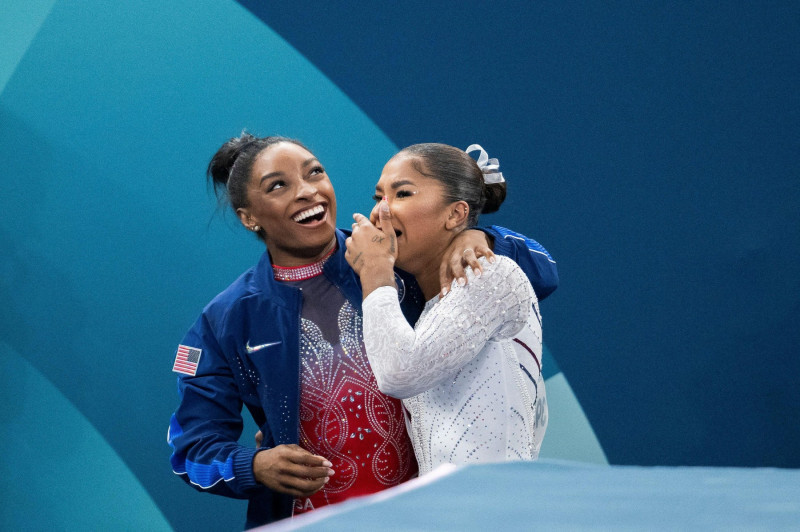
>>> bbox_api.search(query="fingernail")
[440,286,448,297]
[328,468,335,476]
[474,269,482,278]
[322,460,332,467]
[324,477,330,483]
[458,277,466,287]
[489,255,496,264]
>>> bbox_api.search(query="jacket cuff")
[479,226,513,257]
[233,446,260,492]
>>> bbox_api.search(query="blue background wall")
[1,1,797,530]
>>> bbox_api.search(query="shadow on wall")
[0,343,171,530]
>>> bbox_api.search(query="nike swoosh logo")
[245,341,282,354]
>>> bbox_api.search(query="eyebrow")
[260,171,283,184]
[259,158,320,184]
[375,179,415,192]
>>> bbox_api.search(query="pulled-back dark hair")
[398,143,507,227]
[207,132,309,211]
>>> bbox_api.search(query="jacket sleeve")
[168,312,265,499]
[480,225,559,301]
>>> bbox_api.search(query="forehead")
[377,154,427,186]
[252,142,316,174]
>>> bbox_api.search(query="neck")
[415,267,444,302]
[268,237,337,268]
[404,241,452,302]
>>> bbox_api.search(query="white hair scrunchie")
[465,144,505,184]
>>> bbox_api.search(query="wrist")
[359,261,396,299]
[360,257,395,280]
[470,227,494,250]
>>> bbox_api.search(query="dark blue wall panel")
[237,0,800,467]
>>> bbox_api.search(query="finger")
[378,198,394,235]
[254,446,331,496]
[473,244,496,264]
[462,248,483,278]
[288,451,333,469]
[378,198,398,257]
[281,461,335,481]
[279,446,334,472]
[449,250,467,287]
[270,450,335,487]
[279,476,329,498]
[438,257,451,297]
[352,212,370,226]
[439,247,467,297]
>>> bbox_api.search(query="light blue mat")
[262,460,800,531]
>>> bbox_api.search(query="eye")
[308,165,325,177]
[371,194,382,202]
[266,180,286,192]
[396,189,413,198]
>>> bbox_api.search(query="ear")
[236,207,254,231]
[444,201,470,230]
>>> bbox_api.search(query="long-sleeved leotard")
[362,256,546,474]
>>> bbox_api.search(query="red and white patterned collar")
[271,246,336,282]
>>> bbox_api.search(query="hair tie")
[465,144,505,184]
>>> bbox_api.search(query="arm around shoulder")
[480,225,558,301]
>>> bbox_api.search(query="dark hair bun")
[207,132,257,191]
[481,182,507,214]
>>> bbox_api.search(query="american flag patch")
[173,345,202,376]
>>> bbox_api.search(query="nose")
[296,178,319,199]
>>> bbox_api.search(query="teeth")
[293,205,325,222]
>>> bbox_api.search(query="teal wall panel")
[0,343,171,531]
[0,0,57,93]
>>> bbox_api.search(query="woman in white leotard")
[345,143,548,474]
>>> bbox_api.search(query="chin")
[305,227,337,248]
[394,255,413,273]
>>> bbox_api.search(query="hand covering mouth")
[292,204,326,224]
[377,226,402,238]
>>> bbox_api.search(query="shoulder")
[472,256,536,303]
[477,255,528,284]
[200,265,261,325]
[487,254,521,274]
[441,255,531,301]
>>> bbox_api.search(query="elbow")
[537,266,559,301]
[383,387,415,401]
[374,375,416,400]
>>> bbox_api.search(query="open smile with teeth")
[292,205,326,224]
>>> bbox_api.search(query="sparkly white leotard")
[362,256,547,475]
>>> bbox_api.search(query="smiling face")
[236,142,337,266]
[370,154,466,275]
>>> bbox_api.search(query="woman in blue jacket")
[168,133,558,528]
